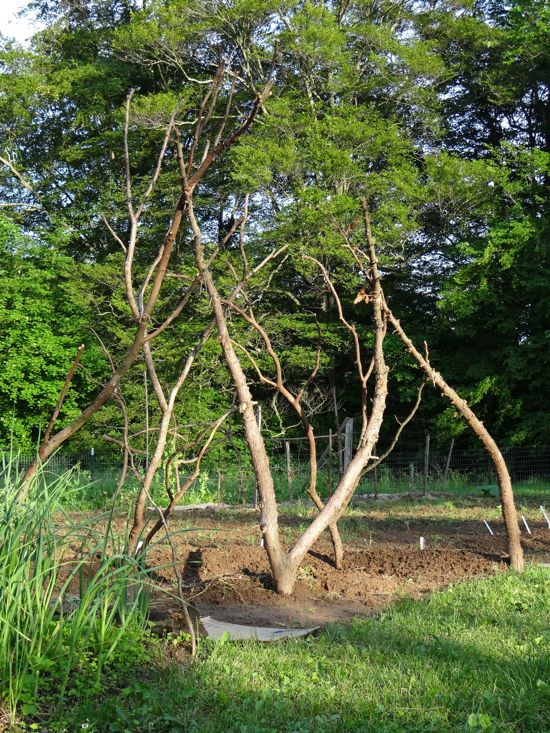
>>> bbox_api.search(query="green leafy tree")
[0,214,105,450]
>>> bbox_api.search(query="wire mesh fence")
[5,442,550,507]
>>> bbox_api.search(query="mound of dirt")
[149,543,506,629]
[91,506,550,631]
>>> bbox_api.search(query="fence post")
[410,462,416,491]
[254,404,261,509]
[327,429,333,493]
[90,446,95,477]
[217,471,222,504]
[423,430,430,496]
[332,384,344,476]
[285,441,293,502]
[443,437,455,489]
[239,462,246,505]
[343,418,354,473]
[373,442,378,499]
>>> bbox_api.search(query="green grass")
[43,568,550,733]
[0,460,153,726]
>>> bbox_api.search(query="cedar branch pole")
[227,303,345,568]
[382,303,524,570]
[41,344,85,453]
[353,198,523,570]
[191,193,389,595]
[19,67,265,495]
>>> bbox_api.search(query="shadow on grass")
[57,571,550,733]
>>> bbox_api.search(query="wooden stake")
[343,417,353,473]
[373,441,378,500]
[483,520,494,536]
[423,429,430,496]
[285,441,292,502]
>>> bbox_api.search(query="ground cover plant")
[53,463,550,511]
[0,461,153,727]
[38,568,550,733]
[1,465,548,729]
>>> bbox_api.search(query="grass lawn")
[49,566,550,733]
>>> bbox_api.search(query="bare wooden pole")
[382,304,524,571]
[228,300,344,566]
[373,442,378,499]
[349,198,523,570]
[332,385,344,475]
[423,430,430,496]
[410,462,416,491]
[343,418,354,473]
[285,441,293,502]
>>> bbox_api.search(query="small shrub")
[0,458,151,723]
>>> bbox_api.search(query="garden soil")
[131,499,550,631]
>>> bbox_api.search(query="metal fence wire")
[5,442,550,505]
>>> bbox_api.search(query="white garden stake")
[483,520,494,536]
[521,515,532,534]
[540,506,550,529]
[419,536,425,550]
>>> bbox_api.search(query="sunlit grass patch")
[55,567,550,733]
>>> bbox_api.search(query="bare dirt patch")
[139,500,550,630]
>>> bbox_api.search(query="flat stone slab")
[200,615,319,642]
[147,503,234,512]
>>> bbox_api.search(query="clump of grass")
[0,458,151,724]
[55,567,550,733]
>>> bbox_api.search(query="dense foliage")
[0,0,549,455]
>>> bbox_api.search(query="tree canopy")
[0,0,548,454]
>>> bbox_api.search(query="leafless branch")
[146,410,234,546]
[304,254,370,437]
[101,214,127,253]
[365,381,426,473]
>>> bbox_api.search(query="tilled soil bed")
[140,503,549,629]
[148,544,505,628]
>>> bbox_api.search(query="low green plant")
[43,567,550,732]
[0,458,151,723]
[183,472,216,504]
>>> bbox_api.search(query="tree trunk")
[130,407,173,544]
[383,305,524,571]
[190,194,390,595]
[189,198,287,585]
